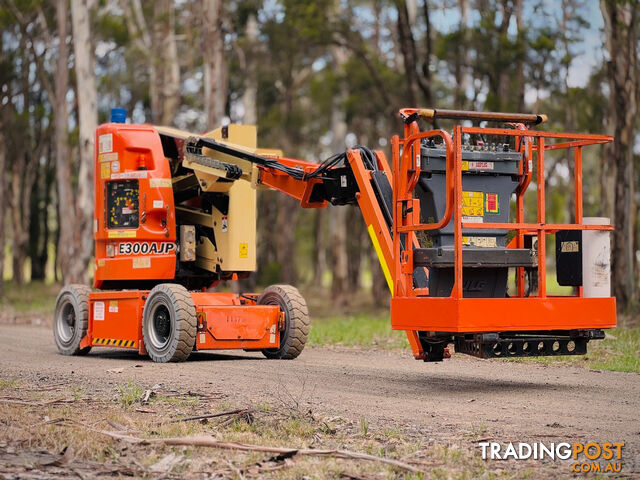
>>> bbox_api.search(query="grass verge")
[0,281,59,322]
[310,313,640,373]
[504,326,640,373]
[308,313,406,349]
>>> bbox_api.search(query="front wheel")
[259,285,310,359]
[142,284,196,363]
[53,285,92,356]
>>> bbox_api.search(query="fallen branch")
[91,429,419,472]
[158,436,419,473]
[0,397,72,407]
[163,409,247,425]
[27,417,69,429]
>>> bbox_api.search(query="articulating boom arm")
[158,107,616,362]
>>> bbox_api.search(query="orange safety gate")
[387,119,616,359]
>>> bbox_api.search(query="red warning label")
[485,193,499,214]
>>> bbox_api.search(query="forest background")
[0,0,638,315]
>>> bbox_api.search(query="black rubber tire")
[53,284,92,356]
[142,284,196,363]
[259,284,309,359]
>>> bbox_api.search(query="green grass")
[117,381,145,409]
[501,326,640,373]
[1,281,59,315]
[309,313,406,349]
[588,327,640,372]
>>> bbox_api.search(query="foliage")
[0,0,637,309]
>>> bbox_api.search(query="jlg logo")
[118,242,175,255]
[463,279,486,292]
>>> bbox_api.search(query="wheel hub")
[56,302,76,343]
[149,305,172,348]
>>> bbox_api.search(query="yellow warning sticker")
[463,236,497,247]
[461,161,469,171]
[98,152,118,162]
[100,161,111,179]
[462,191,484,217]
[108,230,137,239]
[239,243,248,258]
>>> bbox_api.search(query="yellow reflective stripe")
[367,224,393,295]
[94,338,136,347]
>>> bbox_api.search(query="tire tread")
[259,284,309,360]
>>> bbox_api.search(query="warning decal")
[463,236,497,247]
[94,301,105,321]
[100,162,111,179]
[461,191,484,217]
[98,133,113,154]
[108,301,118,313]
[485,193,499,214]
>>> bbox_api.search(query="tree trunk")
[0,111,6,295]
[276,196,299,285]
[514,0,525,112]
[9,152,38,285]
[256,190,279,286]
[203,0,226,129]
[346,206,365,289]
[70,0,97,284]
[395,0,419,105]
[561,0,576,222]
[242,12,258,126]
[32,155,54,281]
[328,44,350,307]
[600,0,638,311]
[149,0,180,125]
[28,157,46,281]
[55,0,75,285]
[312,209,326,286]
[454,0,470,109]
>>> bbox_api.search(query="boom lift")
[53,108,616,363]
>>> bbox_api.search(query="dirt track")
[1,324,639,470]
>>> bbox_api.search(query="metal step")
[413,247,537,268]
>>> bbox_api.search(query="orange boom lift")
[53,107,616,363]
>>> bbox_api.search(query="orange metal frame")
[87,124,286,354]
[390,118,616,359]
[82,290,281,353]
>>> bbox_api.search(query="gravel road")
[1,324,638,470]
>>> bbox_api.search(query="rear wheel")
[53,285,92,356]
[259,285,309,359]
[142,284,196,363]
